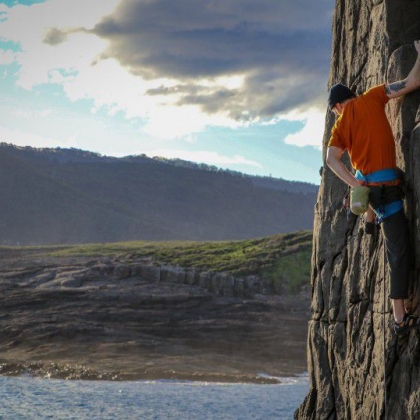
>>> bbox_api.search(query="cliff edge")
[296,1,420,419]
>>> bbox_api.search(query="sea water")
[0,374,309,419]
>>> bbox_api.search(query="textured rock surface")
[0,256,309,382]
[296,1,420,419]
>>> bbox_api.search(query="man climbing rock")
[326,40,420,336]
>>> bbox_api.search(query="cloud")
[0,125,74,149]
[0,0,333,141]
[149,149,263,168]
[0,49,17,65]
[283,109,326,149]
[12,108,52,118]
[42,27,69,46]
[90,0,333,119]
[0,0,120,88]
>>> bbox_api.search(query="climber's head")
[328,83,357,114]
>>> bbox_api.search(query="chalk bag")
[350,185,370,215]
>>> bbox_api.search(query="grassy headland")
[0,230,312,295]
[0,230,312,380]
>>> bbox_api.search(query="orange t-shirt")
[328,84,396,175]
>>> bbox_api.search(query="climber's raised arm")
[385,39,420,99]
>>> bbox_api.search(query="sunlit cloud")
[90,0,331,120]
[149,149,263,168]
[12,108,52,118]
[0,49,16,65]
[283,109,325,149]
[0,0,331,141]
[0,125,74,149]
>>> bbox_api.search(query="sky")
[0,0,333,184]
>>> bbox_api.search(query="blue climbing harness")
[355,168,403,222]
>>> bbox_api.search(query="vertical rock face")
[296,1,420,419]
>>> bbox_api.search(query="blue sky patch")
[1,0,47,7]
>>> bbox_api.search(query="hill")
[0,143,318,245]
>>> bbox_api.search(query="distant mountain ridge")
[0,143,318,245]
[3,143,318,193]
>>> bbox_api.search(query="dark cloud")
[91,0,333,120]
[43,27,68,45]
[43,26,87,46]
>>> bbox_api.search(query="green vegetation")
[0,230,313,294]
[264,248,312,294]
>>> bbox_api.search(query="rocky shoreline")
[0,255,310,382]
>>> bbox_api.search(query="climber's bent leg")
[381,209,410,300]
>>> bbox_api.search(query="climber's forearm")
[326,147,359,188]
[386,40,420,98]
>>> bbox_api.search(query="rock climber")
[326,39,420,336]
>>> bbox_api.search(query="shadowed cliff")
[296,1,420,419]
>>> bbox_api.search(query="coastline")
[0,252,310,384]
[0,361,309,384]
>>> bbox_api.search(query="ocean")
[0,374,309,419]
